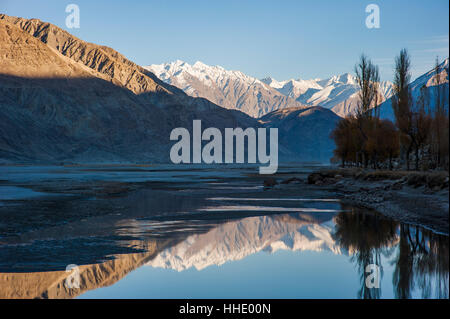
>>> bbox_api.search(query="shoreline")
[302,169,449,235]
[1,164,448,239]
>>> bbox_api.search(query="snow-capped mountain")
[146,214,343,272]
[260,77,323,99]
[377,58,449,121]
[146,60,394,118]
[145,61,305,118]
[263,73,394,117]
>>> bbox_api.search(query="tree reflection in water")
[333,206,449,299]
[393,224,449,299]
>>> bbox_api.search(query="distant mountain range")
[145,60,305,118]
[0,14,447,164]
[147,58,448,128]
[263,73,394,117]
[146,61,394,118]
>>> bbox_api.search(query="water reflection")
[333,207,448,299]
[145,213,340,272]
[333,207,398,299]
[0,209,448,299]
[393,224,449,299]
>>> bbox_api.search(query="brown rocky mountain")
[0,14,256,163]
[0,14,339,163]
[0,239,168,299]
[0,14,177,96]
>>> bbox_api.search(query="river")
[0,164,448,299]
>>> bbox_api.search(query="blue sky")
[1,0,448,81]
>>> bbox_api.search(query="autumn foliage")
[331,51,448,171]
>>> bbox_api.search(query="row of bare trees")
[331,50,449,171]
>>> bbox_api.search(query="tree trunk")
[415,146,419,171]
[406,148,411,171]
[363,152,368,168]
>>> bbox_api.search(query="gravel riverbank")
[303,169,449,235]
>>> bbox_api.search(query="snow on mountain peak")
[262,71,394,117]
[145,215,343,272]
[193,60,208,68]
[173,59,186,66]
[261,77,286,89]
[145,60,400,118]
[143,57,449,119]
[145,61,305,118]
[376,57,449,121]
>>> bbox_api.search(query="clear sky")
[1,0,448,82]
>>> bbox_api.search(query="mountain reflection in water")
[1,208,448,299]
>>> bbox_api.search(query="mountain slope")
[0,14,341,164]
[0,15,256,163]
[376,58,449,121]
[145,60,306,118]
[263,73,393,117]
[146,58,394,118]
[0,14,179,97]
[260,106,341,162]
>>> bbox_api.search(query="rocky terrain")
[1,14,447,165]
[305,169,449,234]
[147,60,394,118]
[0,15,259,163]
[0,240,172,299]
[0,14,342,164]
[145,60,306,118]
[263,73,393,117]
[260,106,340,162]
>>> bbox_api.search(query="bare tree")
[354,54,380,168]
[392,49,414,170]
[431,56,449,169]
[411,85,432,170]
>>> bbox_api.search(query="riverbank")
[303,168,449,235]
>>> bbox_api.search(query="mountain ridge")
[0,15,257,163]
[147,59,394,118]
[0,14,339,164]
[145,60,307,118]
[377,58,449,121]
[262,72,393,117]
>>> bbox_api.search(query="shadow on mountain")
[0,74,256,163]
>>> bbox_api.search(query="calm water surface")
[0,164,448,299]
